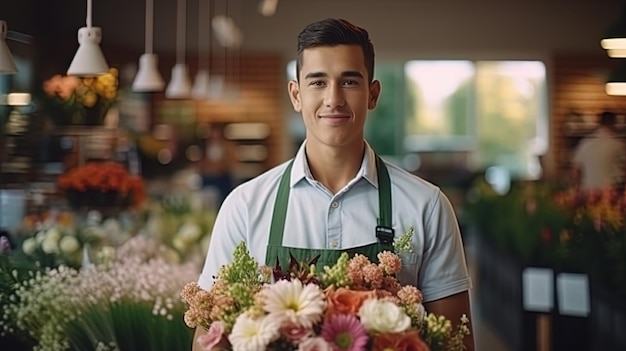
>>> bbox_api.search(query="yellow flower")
[43,67,119,125]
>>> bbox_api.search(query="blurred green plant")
[463,177,626,300]
[142,195,215,266]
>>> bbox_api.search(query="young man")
[194,18,474,350]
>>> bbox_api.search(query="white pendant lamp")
[67,0,109,76]
[165,0,191,99]
[258,0,279,17]
[601,8,626,57]
[606,62,626,96]
[191,69,211,99]
[191,0,211,99]
[133,0,165,92]
[0,21,18,74]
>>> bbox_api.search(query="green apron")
[266,155,395,271]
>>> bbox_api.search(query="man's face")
[288,45,380,149]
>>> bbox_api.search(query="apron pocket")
[398,251,418,266]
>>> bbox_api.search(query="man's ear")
[288,80,302,112]
[368,80,381,110]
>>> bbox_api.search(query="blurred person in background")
[201,123,237,205]
[572,111,626,191]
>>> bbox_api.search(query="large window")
[367,60,547,180]
[286,59,548,180]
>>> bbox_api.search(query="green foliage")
[365,63,404,156]
[463,179,570,264]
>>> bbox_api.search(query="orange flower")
[324,287,376,320]
[57,162,146,208]
[372,330,431,351]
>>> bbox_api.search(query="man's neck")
[305,141,365,194]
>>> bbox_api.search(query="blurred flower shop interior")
[1,0,625,350]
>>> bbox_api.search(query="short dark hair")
[295,18,375,83]
[599,111,617,127]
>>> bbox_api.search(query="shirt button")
[330,240,339,248]
[331,201,339,208]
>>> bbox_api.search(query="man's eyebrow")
[304,72,327,80]
[341,71,364,78]
[303,71,364,80]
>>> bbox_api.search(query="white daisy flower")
[229,313,280,351]
[263,279,326,329]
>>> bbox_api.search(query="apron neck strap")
[268,160,293,247]
[376,155,392,228]
[268,154,392,249]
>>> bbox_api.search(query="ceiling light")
[606,61,626,96]
[212,15,243,48]
[607,48,626,58]
[191,69,211,99]
[165,0,191,98]
[166,63,192,99]
[67,0,109,76]
[0,21,17,74]
[132,0,164,92]
[258,0,279,17]
[192,0,211,99]
[601,8,626,55]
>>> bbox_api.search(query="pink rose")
[197,321,229,350]
[297,337,333,351]
[281,322,313,343]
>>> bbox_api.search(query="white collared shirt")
[198,141,471,302]
[573,127,626,190]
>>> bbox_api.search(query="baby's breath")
[2,236,198,351]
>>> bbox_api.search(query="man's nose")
[324,83,345,108]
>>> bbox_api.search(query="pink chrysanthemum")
[321,314,368,351]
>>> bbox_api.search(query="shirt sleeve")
[418,189,472,302]
[197,187,248,290]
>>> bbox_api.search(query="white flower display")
[59,235,80,254]
[2,236,199,351]
[178,222,202,241]
[45,227,62,242]
[41,236,59,254]
[359,298,411,333]
[173,222,202,252]
[22,237,37,255]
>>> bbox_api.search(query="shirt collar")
[290,140,379,189]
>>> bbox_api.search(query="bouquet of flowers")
[57,161,146,210]
[42,68,119,126]
[181,238,470,351]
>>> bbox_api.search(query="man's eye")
[343,80,358,86]
[309,81,324,87]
